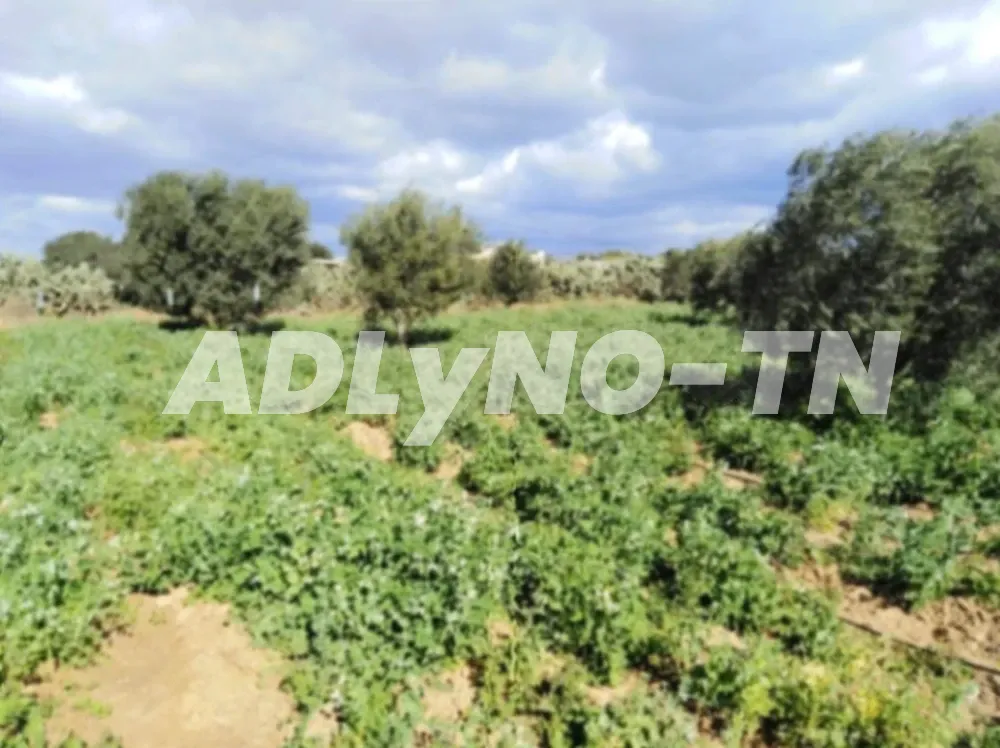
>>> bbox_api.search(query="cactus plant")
[0,255,114,316]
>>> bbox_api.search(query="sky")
[2,0,1000,258]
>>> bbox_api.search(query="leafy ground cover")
[1,301,999,747]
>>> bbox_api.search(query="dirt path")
[31,589,329,748]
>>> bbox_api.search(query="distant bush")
[613,256,662,302]
[278,261,358,311]
[308,241,333,259]
[660,248,693,302]
[119,170,312,329]
[0,256,114,316]
[544,255,661,301]
[42,231,125,282]
[544,259,611,299]
[487,240,543,305]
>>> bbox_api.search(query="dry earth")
[32,589,336,748]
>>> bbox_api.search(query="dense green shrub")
[42,231,125,283]
[487,240,542,305]
[732,116,1000,383]
[278,261,358,311]
[660,248,694,301]
[119,170,312,329]
[544,258,613,298]
[0,256,114,316]
[341,189,480,343]
[613,256,662,302]
[544,255,661,301]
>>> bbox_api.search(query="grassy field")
[2,300,999,747]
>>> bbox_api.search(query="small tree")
[42,231,125,281]
[688,236,744,314]
[488,240,542,305]
[341,189,480,343]
[660,248,693,302]
[118,170,311,328]
[309,241,333,259]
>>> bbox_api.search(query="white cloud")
[658,204,775,241]
[0,71,137,136]
[37,195,116,214]
[826,57,866,84]
[330,109,658,210]
[916,65,950,86]
[437,25,611,103]
[2,0,1000,254]
[917,3,1000,81]
[439,55,513,92]
[0,194,119,253]
[1,72,86,104]
[456,111,659,198]
[336,185,380,203]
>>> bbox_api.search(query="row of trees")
[16,111,1000,376]
[659,114,1000,384]
[17,177,560,335]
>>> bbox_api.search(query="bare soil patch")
[804,527,848,550]
[421,664,477,724]
[342,420,394,461]
[0,304,164,330]
[584,671,645,708]
[903,502,938,522]
[31,588,316,748]
[666,463,709,490]
[486,618,517,647]
[0,299,45,329]
[718,467,763,489]
[39,411,60,430]
[978,524,1000,545]
[783,563,1000,685]
[703,625,745,652]
[570,453,592,475]
[434,443,469,481]
[164,437,209,463]
[668,459,763,491]
[492,413,517,431]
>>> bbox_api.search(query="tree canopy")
[341,188,480,343]
[669,114,1000,385]
[488,240,542,305]
[118,170,312,328]
[42,231,125,281]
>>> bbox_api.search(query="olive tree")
[487,240,542,305]
[118,170,312,328]
[42,231,125,281]
[660,248,694,302]
[687,235,744,314]
[341,189,480,343]
[729,115,1000,382]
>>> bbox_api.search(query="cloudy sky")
[2,0,999,257]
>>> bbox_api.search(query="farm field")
[2,300,1000,747]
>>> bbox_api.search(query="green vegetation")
[340,189,481,344]
[1,300,999,747]
[0,256,114,317]
[42,232,124,283]
[118,170,313,329]
[666,114,1000,389]
[487,240,543,305]
[4,111,1000,746]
